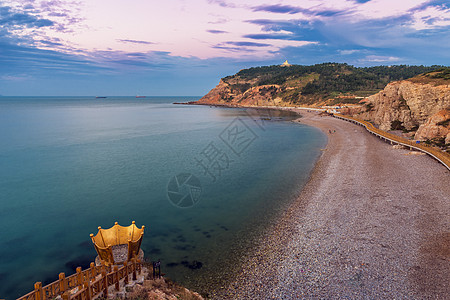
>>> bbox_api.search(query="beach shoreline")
[210,109,449,299]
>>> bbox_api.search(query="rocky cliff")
[415,109,450,144]
[196,79,285,107]
[196,65,449,147]
[196,63,440,107]
[354,71,450,145]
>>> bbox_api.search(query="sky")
[0,0,449,96]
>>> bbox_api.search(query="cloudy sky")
[0,0,449,96]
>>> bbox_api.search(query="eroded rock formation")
[415,109,450,144]
[196,67,450,145]
[355,80,449,143]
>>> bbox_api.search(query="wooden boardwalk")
[333,114,450,171]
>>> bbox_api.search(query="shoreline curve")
[211,109,449,299]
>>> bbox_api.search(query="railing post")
[113,265,120,291]
[34,282,43,300]
[90,262,96,280]
[76,267,83,286]
[123,261,129,284]
[83,279,91,300]
[59,273,68,293]
[101,269,108,298]
[62,291,69,300]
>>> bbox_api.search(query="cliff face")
[197,64,443,107]
[196,79,231,105]
[197,65,450,146]
[355,80,450,144]
[197,79,282,106]
[415,109,450,144]
[358,81,450,129]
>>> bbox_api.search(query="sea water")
[0,97,326,298]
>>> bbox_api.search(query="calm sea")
[0,96,326,298]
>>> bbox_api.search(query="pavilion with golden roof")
[90,221,145,266]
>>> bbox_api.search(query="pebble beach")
[212,111,449,299]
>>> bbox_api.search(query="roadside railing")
[16,258,142,300]
[333,114,450,171]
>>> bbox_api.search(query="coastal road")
[215,112,449,299]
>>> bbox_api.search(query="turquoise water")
[0,97,326,298]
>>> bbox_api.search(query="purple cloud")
[409,0,450,17]
[207,29,228,34]
[208,17,229,24]
[0,6,54,28]
[48,12,69,17]
[246,19,311,34]
[39,39,63,47]
[117,39,155,45]
[252,4,303,14]
[0,37,110,78]
[207,0,235,8]
[252,4,348,18]
[39,0,67,10]
[225,41,271,47]
[211,40,271,53]
[126,52,148,57]
[243,33,293,40]
[212,45,256,52]
[315,10,347,17]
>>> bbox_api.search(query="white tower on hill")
[281,60,291,67]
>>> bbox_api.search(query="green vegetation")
[353,90,381,97]
[229,83,251,94]
[222,63,445,104]
[329,98,360,105]
[424,67,450,80]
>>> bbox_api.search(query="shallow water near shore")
[0,96,326,298]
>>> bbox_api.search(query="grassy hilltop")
[209,63,444,106]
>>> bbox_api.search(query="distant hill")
[197,63,444,107]
[409,67,450,85]
[197,64,450,149]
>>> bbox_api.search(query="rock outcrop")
[354,79,450,145]
[196,79,283,107]
[127,276,204,300]
[357,81,450,131]
[196,64,441,107]
[197,65,450,146]
[415,109,450,144]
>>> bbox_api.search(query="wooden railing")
[16,258,142,300]
[333,114,450,171]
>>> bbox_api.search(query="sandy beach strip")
[212,111,449,299]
